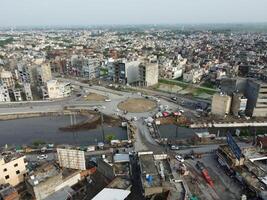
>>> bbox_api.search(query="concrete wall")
[126,61,140,84]
[211,94,232,116]
[245,80,260,116]
[55,172,81,191]
[32,173,63,200]
[96,159,115,180]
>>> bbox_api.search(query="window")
[16,170,20,174]
[5,175,9,180]
[3,168,7,172]
[14,163,18,167]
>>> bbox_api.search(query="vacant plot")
[118,98,157,113]
[84,93,107,101]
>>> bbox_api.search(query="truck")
[196,161,214,188]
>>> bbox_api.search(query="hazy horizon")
[0,0,267,27]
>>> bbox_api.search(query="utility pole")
[100,112,105,142]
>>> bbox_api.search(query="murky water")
[158,124,195,139]
[0,115,127,146]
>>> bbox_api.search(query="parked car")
[170,145,179,150]
[37,154,48,160]
[175,155,184,162]
[105,99,111,102]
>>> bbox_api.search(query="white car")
[105,99,111,102]
[175,155,184,162]
[171,145,179,150]
[37,154,48,160]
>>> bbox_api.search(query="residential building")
[139,59,158,86]
[37,63,52,85]
[23,83,33,101]
[111,60,140,85]
[82,58,100,80]
[26,163,81,200]
[231,93,247,117]
[46,80,71,99]
[0,184,19,200]
[0,83,10,102]
[0,70,15,89]
[16,63,34,84]
[13,89,22,101]
[183,68,204,83]
[211,94,232,117]
[0,155,27,186]
[245,80,267,117]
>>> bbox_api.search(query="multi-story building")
[82,58,100,80]
[211,93,232,117]
[37,63,52,85]
[245,80,267,117]
[23,83,33,101]
[183,68,204,84]
[46,80,71,99]
[13,89,22,101]
[26,163,81,200]
[139,59,158,86]
[0,155,27,186]
[16,63,34,84]
[0,83,10,102]
[111,60,140,85]
[0,70,15,89]
[231,93,247,117]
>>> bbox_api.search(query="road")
[175,142,252,155]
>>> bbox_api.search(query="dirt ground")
[84,93,107,101]
[118,98,157,113]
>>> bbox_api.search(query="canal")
[0,115,127,146]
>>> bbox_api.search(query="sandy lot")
[118,98,157,113]
[84,93,107,101]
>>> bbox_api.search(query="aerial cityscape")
[1,1,267,200]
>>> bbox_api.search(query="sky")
[0,0,266,27]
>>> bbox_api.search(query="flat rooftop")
[139,154,161,188]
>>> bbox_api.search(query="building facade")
[211,94,232,117]
[0,155,27,186]
[46,80,71,99]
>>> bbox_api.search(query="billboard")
[57,148,86,170]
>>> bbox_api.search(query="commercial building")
[211,94,232,117]
[139,59,158,86]
[0,83,10,102]
[26,163,81,200]
[46,80,71,99]
[0,155,27,186]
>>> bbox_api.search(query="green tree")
[105,134,116,142]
